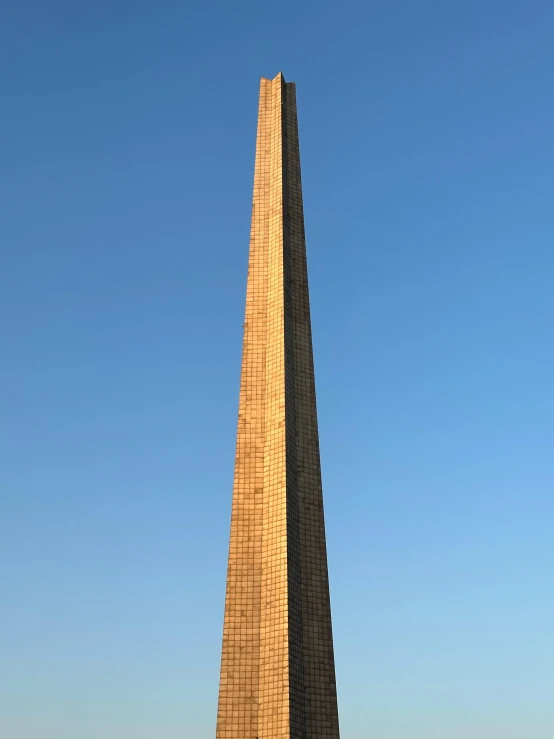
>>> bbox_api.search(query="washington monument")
[215,73,340,739]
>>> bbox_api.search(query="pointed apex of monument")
[260,72,288,85]
[265,71,286,85]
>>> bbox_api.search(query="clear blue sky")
[1,2,553,738]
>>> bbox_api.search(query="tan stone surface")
[216,73,340,739]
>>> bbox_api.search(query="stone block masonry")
[215,72,340,739]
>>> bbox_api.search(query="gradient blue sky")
[2,2,553,738]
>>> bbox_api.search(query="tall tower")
[216,73,340,739]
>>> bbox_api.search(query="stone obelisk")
[216,72,340,739]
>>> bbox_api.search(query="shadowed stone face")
[216,73,340,739]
